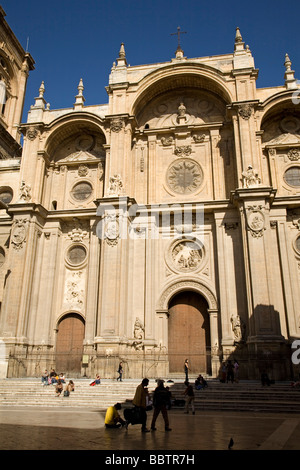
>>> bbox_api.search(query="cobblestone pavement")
[1,406,300,452]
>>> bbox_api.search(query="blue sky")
[2,0,300,121]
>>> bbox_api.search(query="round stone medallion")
[168,238,204,273]
[166,159,203,195]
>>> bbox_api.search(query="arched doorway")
[56,313,85,376]
[168,291,210,375]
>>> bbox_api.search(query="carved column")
[232,187,280,337]
[208,308,220,376]
[84,218,101,346]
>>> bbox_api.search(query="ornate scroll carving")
[161,136,174,146]
[192,134,206,143]
[174,145,192,157]
[288,148,300,161]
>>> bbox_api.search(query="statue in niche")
[242,165,261,188]
[231,314,246,343]
[132,317,144,351]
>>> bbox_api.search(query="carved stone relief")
[238,104,253,120]
[104,214,119,246]
[78,164,89,177]
[161,136,174,146]
[231,314,246,343]
[19,181,32,202]
[110,118,124,133]
[287,148,300,161]
[26,126,39,141]
[246,205,265,238]
[169,239,204,273]
[241,165,261,188]
[64,271,85,310]
[108,174,123,196]
[166,159,203,195]
[11,218,28,250]
[132,317,144,350]
[137,93,225,129]
[174,145,192,157]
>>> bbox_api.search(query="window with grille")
[284,167,300,187]
[71,182,93,201]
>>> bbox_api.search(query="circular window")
[166,159,203,195]
[0,188,13,204]
[67,245,87,265]
[71,182,93,201]
[284,167,300,187]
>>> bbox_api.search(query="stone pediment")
[60,150,100,162]
[265,133,300,147]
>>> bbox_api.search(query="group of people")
[220,359,240,383]
[41,369,75,397]
[105,375,204,432]
[105,378,173,432]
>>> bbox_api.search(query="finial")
[39,81,45,98]
[284,53,297,89]
[77,78,84,96]
[235,27,243,43]
[284,53,292,71]
[116,43,127,66]
[74,78,85,109]
[119,43,126,59]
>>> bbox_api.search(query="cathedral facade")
[0,9,300,380]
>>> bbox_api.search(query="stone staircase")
[1,378,300,413]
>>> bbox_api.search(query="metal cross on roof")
[171,26,187,49]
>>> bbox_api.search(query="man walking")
[132,378,150,432]
[151,380,172,431]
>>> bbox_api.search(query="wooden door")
[168,291,210,374]
[56,314,85,375]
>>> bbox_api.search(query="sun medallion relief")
[166,159,203,195]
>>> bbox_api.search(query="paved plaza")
[1,405,300,453]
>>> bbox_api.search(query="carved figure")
[108,174,123,196]
[19,181,32,202]
[231,315,246,343]
[133,317,144,350]
[177,102,186,117]
[242,165,261,188]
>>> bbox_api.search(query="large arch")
[130,63,233,120]
[44,112,107,157]
[156,278,218,312]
